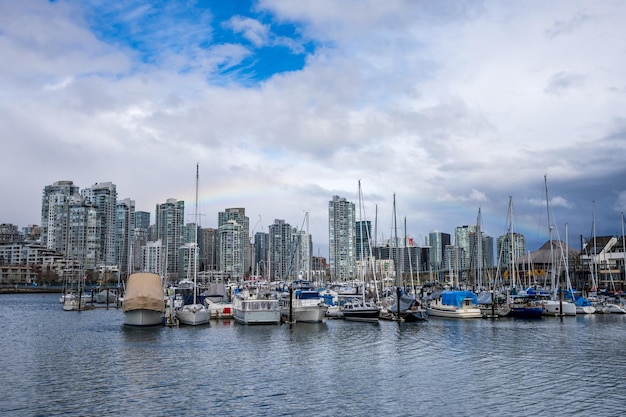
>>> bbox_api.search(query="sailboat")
[385,195,427,321]
[475,207,509,318]
[176,164,211,326]
[341,181,380,322]
[504,196,544,319]
[280,213,328,323]
[541,175,576,316]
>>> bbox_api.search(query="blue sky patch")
[79,0,315,83]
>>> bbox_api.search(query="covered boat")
[123,273,165,326]
[388,293,427,321]
[427,290,481,319]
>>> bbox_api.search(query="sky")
[2,0,626,258]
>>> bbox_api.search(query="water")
[2,294,626,416]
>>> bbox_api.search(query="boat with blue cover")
[427,290,481,319]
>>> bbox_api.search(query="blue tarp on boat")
[441,290,478,307]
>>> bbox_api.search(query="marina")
[3,292,626,416]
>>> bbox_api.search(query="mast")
[358,180,366,303]
[393,193,401,319]
[592,201,597,291]
[508,196,515,289]
[193,163,199,305]
[622,212,625,284]
[545,175,556,299]
[405,216,415,294]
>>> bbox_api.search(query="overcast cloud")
[2,0,626,256]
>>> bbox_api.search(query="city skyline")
[7,176,610,264]
[3,1,626,257]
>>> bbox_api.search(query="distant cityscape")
[1,179,625,292]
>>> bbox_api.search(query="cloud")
[545,12,593,38]
[224,16,270,47]
[544,71,586,95]
[2,0,626,256]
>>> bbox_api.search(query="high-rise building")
[41,180,81,254]
[268,219,293,280]
[40,181,100,275]
[254,231,269,278]
[454,225,476,272]
[355,220,372,260]
[0,223,22,243]
[217,208,249,280]
[132,211,151,273]
[218,220,244,280]
[295,229,313,280]
[141,239,164,275]
[82,182,117,267]
[328,195,356,281]
[155,198,185,281]
[135,211,151,232]
[116,198,135,278]
[199,227,218,272]
[428,230,451,274]
[497,231,526,272]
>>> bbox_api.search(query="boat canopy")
[441,290,478,307]
[389,294,418,313]
[476,291,493,305]
[123,273,165,313]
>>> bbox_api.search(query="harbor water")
[2,293,626,416]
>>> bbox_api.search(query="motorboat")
[340,298,380,322]
[233,285,281,325]
[427,290,481,319]
[280,280,328,323]
[123,272,165,326]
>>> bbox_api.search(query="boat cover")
[441,290,478,307]
[476,291,493,304]
[389,294,418,313]
[574,296,593,307]
[123,273,165,313]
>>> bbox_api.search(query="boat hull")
[509,306,544,318]
[124,309,163,326]
[281,301,328,323]
[402,309,428,321]
[233,309,281,324]
[542,300,577,316]
[342,308,380,322]
[176,304,211,325]
[207,303,234,319]
[576,305,596,314]
[427,305,482,319]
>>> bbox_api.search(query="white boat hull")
[62,299,85,311]
[542,300,577,316]
[282,304,328,323]
[124,309,163,326]
[576,305,596,314]
[233,309,281,324]
[325,305,342,318]
[427,305,482,319]
[176,304,211,325]
[207,303,234,319]
[605,303,626,314]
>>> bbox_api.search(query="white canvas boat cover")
[122,273,165,313]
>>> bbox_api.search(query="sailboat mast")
[592,201,597,290]
[508,196,515,289]
[193,163,199,305]
[545,175,556,298]
[622,212,625,284]
[476,207,482,290]
[358,180,366,303]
